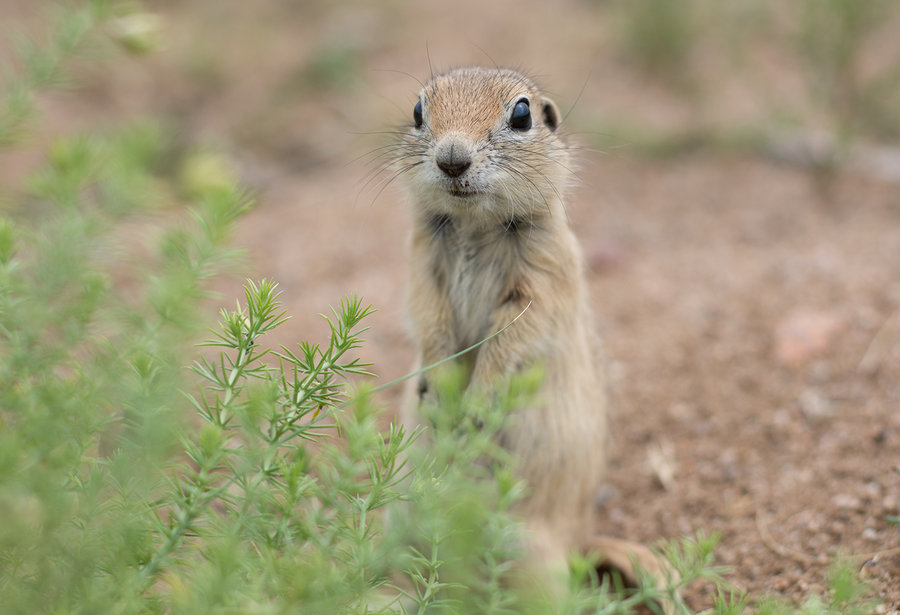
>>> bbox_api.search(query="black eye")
[510,99,531,131]
[413,99,423,128]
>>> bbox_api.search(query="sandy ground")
[3,0,899,610]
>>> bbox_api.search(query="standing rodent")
[396,67,671,600]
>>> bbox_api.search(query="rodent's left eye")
[413,100,423,129]
[510,99,532,131]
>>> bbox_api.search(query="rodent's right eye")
[413,100,423,128]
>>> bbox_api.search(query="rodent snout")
[434,137,473,179]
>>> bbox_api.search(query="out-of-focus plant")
[795,0,900,142]
[0,1,163,146]
[0,121,251,614]
[613,0,698,89]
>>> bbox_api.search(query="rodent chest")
[431,220,528,348]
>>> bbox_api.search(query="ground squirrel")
[395,66,671,601]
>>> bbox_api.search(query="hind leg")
[585,535,680,614]
[510,519,573,607]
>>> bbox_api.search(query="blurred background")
[2,0,900,608]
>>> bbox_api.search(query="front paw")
[417,375,429,401]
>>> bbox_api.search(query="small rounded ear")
[541,97,561,131]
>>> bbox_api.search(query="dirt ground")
[3,0,899,610]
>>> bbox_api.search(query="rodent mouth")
[445,184,480,199]
[448,189,478,199]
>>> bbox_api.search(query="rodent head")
[400,67,571,221]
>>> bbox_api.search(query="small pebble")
[594,485,619,510]
[831,493,863,510]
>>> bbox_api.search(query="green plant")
[795,0,900,141]
[755,561,876,615]
[614,0,698,88]
[302,42,361,92]
[0,1,161,147]
[0,111,252,609]
[888,468,900,527]
[0,2,104,145]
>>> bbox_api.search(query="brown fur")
[396,67,672,603]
